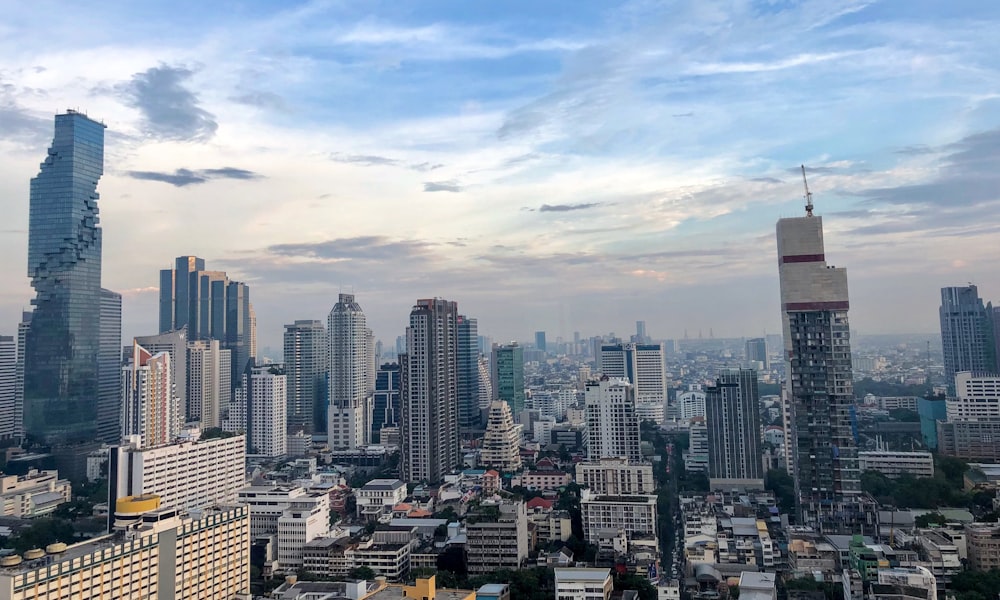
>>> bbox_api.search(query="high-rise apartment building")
[121,341,177,448]
[678,389,707,421]
[492,343,525,416]
[97,289,122,444]
[14,314,30,442]
[705,368,764,489]
[745,337,769,369]
[400,298,459,483]
[157,257,253,390]
[457,315,481,434]
[0,337,15,441]
[373,363,400,443]
[328,294,372,449]
[235,365,287,459]
[284,319,327,433]
[584,377,641,463]
[776,198,860,531]
[24,111,118,445]
[940,286,996,391]
[480,401,522,472]
[134,329,187,426]
[187,339,231,428]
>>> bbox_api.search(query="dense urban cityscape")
[2,4,1000,600]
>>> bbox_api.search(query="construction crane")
[801,164,814,216]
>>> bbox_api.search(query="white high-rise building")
[134,330,187,425]
[585,377,641,463]
[678,389,707,421]
[599,343,666,403]
[401,298,459,484]
[284,320,327,434]
[328,294,372,449]
[0,336,15,441]
[109,430,246,516]
[238,484,330,574]
[480,401,522,472]
[187,339,231,429]
[236,366,287,459]
[122,341,178,448]
[947,372,1000,421]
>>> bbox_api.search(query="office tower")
[284,319,327,433]
[745,337,769,369]
[122,341,177,448]
[235,365,287,459]
[0,499,249,600]
[134,328,186,428]
[109,432,246,518]
[480,401,522,472]
[97,289,122,443]
[492,343,526,416]
[940,285,996,391]
[400,298,459,484]
[678,389,707,421]
[457,315,481,434]
[327,294,372,449]
[777,196,860,530]
[584,377,641,463]
[373,363,401,442]
[23,111,111,445]
[599,342,666,403]
[157,257,252,389]
[535,331,547,353]
[187,339,231,428]
[635,320,647,343]
[0,336,15,440]
[705,368,764,489]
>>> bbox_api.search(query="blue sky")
[2,0,1000,352]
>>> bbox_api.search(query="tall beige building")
[480,401,522,472]
[0,496,249,600]
[328,294,373,449]
[187,339,231,428]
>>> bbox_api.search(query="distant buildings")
[0,336,16,441]
[0,469,71,518]
[283,319,327,434]
[492,343,526,416]
[585,377,641,463]
[745,337,769,369]
[600,342,666,425]
[535,331,547,353]
[776,200,861,531]
[939,285,996,392]
[480,401,522,472]
[23,111,120,446]
[705,368,764,490]
[678,389,707,421]
[328,294,373,449]
[400,298,459,484]
[457,315,481,435]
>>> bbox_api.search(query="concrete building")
[109,431,246,518]
[0,497,248,600]
[937,421,1000,461]
[373,363,401,442]
[133,329,187,427]
[575,458,654,495]
[356,479,407,521]
[585,377,641,463]
[0,336,16,441]
[738,572,776,600]
[238,365,287,460]
[966,523,1000,571]
[238,484,331,574]
[678,389,706,421]
[457,315,481,435]
[186,339,231,428]
[554,568,612,600]
[284,319,327,434]
[870,566,937,600]
[492,343,525,416]
[121,341,177,448]
[940,285,996,392]
[776,199,861,531]
[580,489,657,549]
[858,451,934,479]
[465,500,529,574]
[947,372,1000,421]
[705,368,764,490]
[401,299,459,484]
[684,417,709,473]
[0,470,71,518]
[745,338,769,370]
[328,294,373,449]
[599,343,666,404]
[480,401,522,472]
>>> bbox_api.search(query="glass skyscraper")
[24,111,110,444]
[939,285,996,392]
[457,314,480,435]
[491,343,525,416]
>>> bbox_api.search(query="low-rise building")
[870,566,937,600]
[238,484,331,574]
[575,458,654,495]
[512,470,572,491]
[966,522,1000,571]
[356,479,406,521]
[858,451,934,479]
[554,568,612,600]
[580,490,657,551]
[0,469,70,518]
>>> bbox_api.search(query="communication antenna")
[801,165,814,216]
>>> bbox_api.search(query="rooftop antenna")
[801,165,814,216]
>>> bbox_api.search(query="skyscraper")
[122,341,177,448]
[400,298,459,483]
[535,331,547,353]
[940,285,996,391]
[777,195,860,531]
[284,320,327,434]
[373,363,401,442]
[97,289,122,443]
[237,365,287,459]
[745,337,768,369]
[705,368,764,489]
[585,377,642,463]
[492,343,525,416]
[457,315,481,434]
[328,294,372,449]
[599,343,666,402]
[134,329,186,430]
[24,111,113,444]
[159,255,205,333]
[480,400,522,472]
[0,336,15,441]
[187,339,231,428]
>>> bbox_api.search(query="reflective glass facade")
[24,111,106,444]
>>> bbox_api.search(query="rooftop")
[555,567,611,582]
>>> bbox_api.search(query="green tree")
[348,566,376,580]
[766,469,796,514]
[614,573,657,600]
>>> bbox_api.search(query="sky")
[2,0,1000,354]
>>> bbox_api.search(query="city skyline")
[3,2,1000,351]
